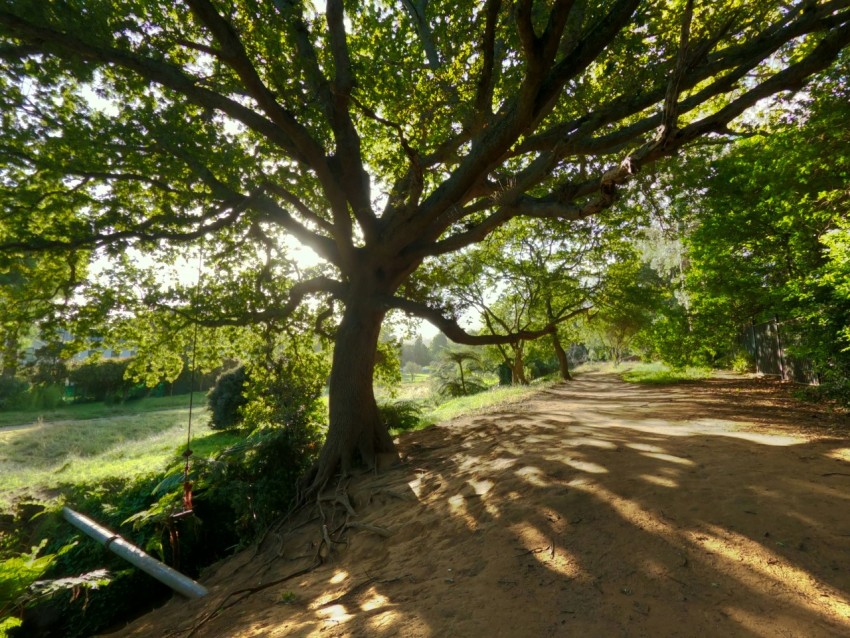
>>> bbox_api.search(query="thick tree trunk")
[551,332,572,381]
[511,347,528,385]
[310,298,398,490]
[2,330,20,378]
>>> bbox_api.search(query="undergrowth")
[620,362,712,384]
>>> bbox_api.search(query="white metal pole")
[62,507,208,599]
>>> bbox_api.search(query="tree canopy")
[2,0,849,486]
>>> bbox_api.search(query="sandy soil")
[111,372,850,637]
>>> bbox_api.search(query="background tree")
[429,333,449,361]
[441,217,603,383]
[583,252,664,364]
[661,62,850,384]
[401,334,432,368]
[0,253,86,377]
[2,0,849,486]
[434,348,486,398]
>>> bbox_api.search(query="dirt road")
[117,372,850,637]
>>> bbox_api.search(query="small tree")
[434,349,486,398]
[206,365,249,430]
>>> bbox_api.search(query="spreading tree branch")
[381,295,591,346]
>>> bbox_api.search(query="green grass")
[424,381,555,425]
[619,362,712,384]
[0,399,241,512]
[0,392,208,428]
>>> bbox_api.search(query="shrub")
[206,365,249,430]
[27,384,65,410]
[0,377,29,410]
[527,356,558,380]
[729,351,755,374]
[200,425,322,541]
[201,344,327,539]
[379,401,423,432]
[68,359,134,403]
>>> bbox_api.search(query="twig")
[181,558,321,637]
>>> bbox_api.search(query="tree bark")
[511,345,528,385]
[551,332,572,381]
[2,330,20,378]
[309,297,398,490]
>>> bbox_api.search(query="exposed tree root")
[172,467,397,636]
[167,557,321,638]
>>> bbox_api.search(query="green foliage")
[620,363,711,385]
[0,533,112,638]
[136,334,328,543]
[379,401,423,433]
[644,67,850,389]
[374,337,402,398]
[429,334,449,360]
[200,424,321,541]
[729,352,755,375]
[585,253,665,364]
[403,335,432,368]
[0,541,57,615]
[23,343,69,387]
[239,334,329,433]
[206,365,249,431]
[0,377,29,410]
[434,349,487,398]
[68,358,138,403]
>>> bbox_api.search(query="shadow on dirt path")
[115,372,850,638]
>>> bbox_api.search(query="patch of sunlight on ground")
[566,436,618,449]
[574,478,850,626]
[360,587,391,612]
[826,447,850,462]
[687,524,850,620]
[446,493,479,531]
[515,465,549,487]
[511,522,587,580]
[315,604,354,624]
[639,474,678,488]
[467,478,494,495]
[616,418,807,446]
[642,451,695,465]
[562,457,608,474]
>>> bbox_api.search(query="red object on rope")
[182,480,193,512]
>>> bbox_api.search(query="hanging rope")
[174,249,204,520]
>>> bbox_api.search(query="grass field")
[0,394,244,511]
[0,392,209,428]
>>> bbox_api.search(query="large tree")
[1,0,849,486]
